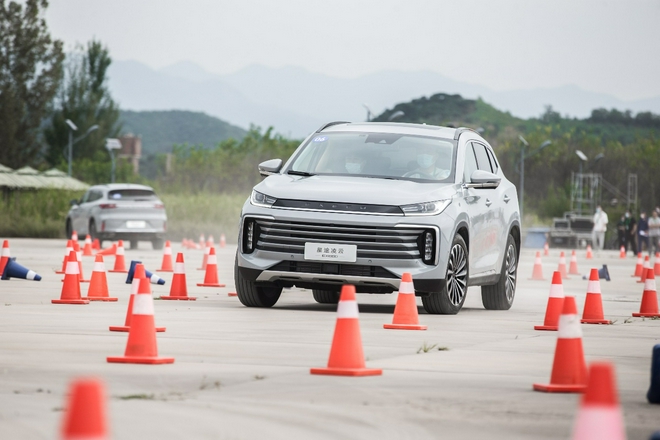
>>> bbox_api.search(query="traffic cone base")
[228,292,238,297]
[197,282,226,287]
[109,325,165,333]
[533,325,559,331]
[160,295,197,301]
[52,298,89,305]
[383,323,427,330]
[107,355,174,365]
[532,382,586,393]
[632,312,660,317]
[310,366,382,376]
[383,274,427,331]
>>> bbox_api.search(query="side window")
[473,142,493,173]
[486,147,499,172]
[89,190,103,202]
[81,190,92,203]
[463,144,478,183]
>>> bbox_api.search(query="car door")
[472,142,504,273]
[461,142,489,277]
[76,190,99,235]
[71,190,91,233]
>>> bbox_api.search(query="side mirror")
[258,158,283,177]
[70,199,79,206]
[466,170,501,189]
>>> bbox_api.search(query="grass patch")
[118,393,155,400]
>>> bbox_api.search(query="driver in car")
[405,145,450,179]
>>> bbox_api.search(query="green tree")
[44,39,120,170]
[0,0,64,169]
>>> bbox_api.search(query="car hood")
[255,174,457,206]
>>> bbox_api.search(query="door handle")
[503,195,510,203]
[485,198,492,207]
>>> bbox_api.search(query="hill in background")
[119,110,247,155]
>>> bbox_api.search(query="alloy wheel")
[505,244,517,303]
[447,243,468,306]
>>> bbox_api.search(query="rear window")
[108,189,157,200]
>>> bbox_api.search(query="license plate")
[126,221,146,228]
[304,242,357,263]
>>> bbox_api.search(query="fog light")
[247,222,254,251]
[424,232,433,262]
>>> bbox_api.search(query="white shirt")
[593,211,608,232]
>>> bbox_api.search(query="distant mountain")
[107,60,660,138]
[119,110,246,154]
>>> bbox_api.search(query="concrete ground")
[0,238,658,439]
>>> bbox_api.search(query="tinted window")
[463,144,478,182]
[486,147,499,172]
[108,189,157,200]
[88,190,103,202]
[473,142,493,173]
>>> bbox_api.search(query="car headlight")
[250,190,277,208]
[401,199,451,216]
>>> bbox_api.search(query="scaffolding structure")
[571,172,638,215]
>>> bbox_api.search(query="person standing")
[638,211,650,253]
[625,210,638,255]
[649,210,660,254]
[592,205,608,251]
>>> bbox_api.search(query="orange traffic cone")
[108,240,127,273]
[107,277,175,364]
[82,235,93,256]
[97,243,117,256]
[311,285,383,376]
[638,255,651,283]
[60,378,108,440]
[72,241,88,282]
[71,230,78,242]
[544,242,549,256]
[158,240,174,272]
[197,247,225,287]
[633,268,660,318]
[199,233,205,249]
[228,291,238,297]
[52,251,89,305]
[198,240,211,270]
[161,253,196,300]
[558,251,568,279]
[655,252,660,276]
[0,239,10,274]
[530,251,545,280]
[92,238,100,251]
[384,272,426,330]
[86,255,117,301]
[208,235,215,246]
[110,263,165,332]
[632,253,643,277]
[585,245,593,260]
[569,250,580,275]
[581,268,610,324]
[619,246,626,259]
[571,362,626,440]
[535,271,565,331]
[56,240,74,274]
[533,294,587,392]
[220,233,226,248]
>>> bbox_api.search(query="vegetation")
[44,40,120,167]
[120,110,247,155]
[0,0,64,169]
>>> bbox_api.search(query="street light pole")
[65,119,78,176]
[518,136,551,226]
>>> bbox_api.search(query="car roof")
[90,183,155,192]
[318,122,480,141]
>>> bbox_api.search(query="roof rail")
[453,127,480,140]
[316,121,351,133]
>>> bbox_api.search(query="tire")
[65,219,73,239]
[89,220,98,241]
[312,289,340,304]
[234,255,282,308]
[130,239,139,250]
[481,234,518,310]
[151,239,164,250]
[422,234,468,315]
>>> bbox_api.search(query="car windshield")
[107,189,157,200]
[288,132,456,182]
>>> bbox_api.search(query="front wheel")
[151,239,164,250]
[422,234,468,314]
[481,234,518,310]
[234,256,282,307]
[65,219,73,239]
[312,289,340,304]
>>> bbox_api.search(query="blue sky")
[47,0,660,100]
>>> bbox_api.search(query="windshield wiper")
[287,170,315,177]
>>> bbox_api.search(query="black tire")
[481,234,518,310]
[151,239,163,250]
[65,219,73,239]
[129,239,138,250]
[89,220,98,241]
[422,234,468,315]
[312,289,340,304]
[234,256,282,307]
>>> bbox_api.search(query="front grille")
[269,261,397,278]
[254,219,425,260]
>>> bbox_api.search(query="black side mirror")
[258,159,283,177]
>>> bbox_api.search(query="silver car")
[66,183,167,250]
[235,122,521,314]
